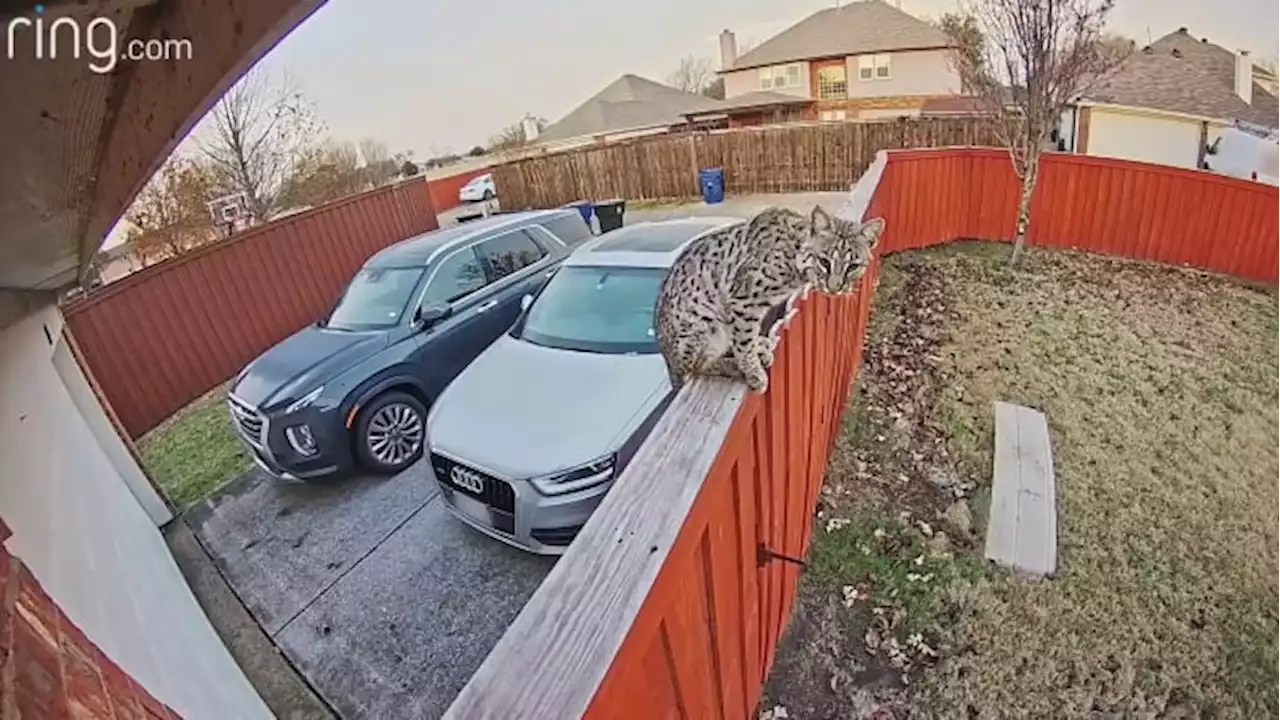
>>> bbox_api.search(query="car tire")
[353,391,427,474]
[483,189,494,201]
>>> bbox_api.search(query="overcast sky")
[241,0,1279,157]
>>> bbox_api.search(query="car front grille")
[430,452,516,514]
[227,394,265,447]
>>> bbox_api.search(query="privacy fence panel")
[875,148,1278,283]
[492,118,997,209]
[63,178,438,439]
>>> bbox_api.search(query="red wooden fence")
[876,149,1279,282]
[63,178,438,439]
[445,148,1275,720]
[582,278,879,719]
[426,167,492,212]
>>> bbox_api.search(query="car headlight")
[285,424,318,456]
[284,386,324,415]
[529,454,616,496]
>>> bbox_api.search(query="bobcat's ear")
[810,205,833,233]
[859,217,886,249]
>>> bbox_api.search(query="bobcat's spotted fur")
[655,205,884,393]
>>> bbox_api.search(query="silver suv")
[425,217,744,554]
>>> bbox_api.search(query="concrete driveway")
[185,463,554,719]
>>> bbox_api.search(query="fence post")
[687,135,701,196]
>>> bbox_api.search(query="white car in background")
[459,173,497,203]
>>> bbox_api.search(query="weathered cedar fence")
[492,118,996,209]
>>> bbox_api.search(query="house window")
[817,65,847,99]
[758,64,803,90]
[819,110,847,122]
[858,54,891,80]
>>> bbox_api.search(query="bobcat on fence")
[655,205,885,394]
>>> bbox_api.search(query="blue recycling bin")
[563,200,595,227]
[698,167,725,204]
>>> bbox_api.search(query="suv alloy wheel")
[354,391,427,473]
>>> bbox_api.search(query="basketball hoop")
[207,193,249,236]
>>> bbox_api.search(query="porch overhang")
[0,0,323,295]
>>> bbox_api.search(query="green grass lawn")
[138,383,251,508]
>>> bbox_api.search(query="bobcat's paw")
[744,366,769,393]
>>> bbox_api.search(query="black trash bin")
[594,198,626,233]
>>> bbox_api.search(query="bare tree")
[487,116,548,152]
[276,140,365,210]
[943,0,1119,264]
[124,154,220,267]
[197,69,323,222]
[357,139,400,187]
[667,55,716,94]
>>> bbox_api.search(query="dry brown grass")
[764,242,1278,720]
[916,243,1278,719]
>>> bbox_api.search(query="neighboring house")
[713,0,962,126]
[535,74,723,151]
[1067,28,1279,172]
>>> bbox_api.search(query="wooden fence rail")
[492,118,996,210]
[444,148,1275,720]
[63,178,439,439]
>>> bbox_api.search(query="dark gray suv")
[227,209,593,481]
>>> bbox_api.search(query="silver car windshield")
[514,266,666,354]
[324,267,424,331]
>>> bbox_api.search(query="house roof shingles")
[728,0,950,72]
[538,74,722,143]
[1081,29,1278,128]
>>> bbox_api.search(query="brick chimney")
[1235,50,1253,105]
[719,29,738,71]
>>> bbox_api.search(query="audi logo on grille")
[450,466,485,494]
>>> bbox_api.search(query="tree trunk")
[1010,164,1039,265]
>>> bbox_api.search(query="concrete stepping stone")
[985,402,1057,578]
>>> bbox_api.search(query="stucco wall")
[1086,107,1203,169]
[723,62,812,99]
[0,305,270,719]
[846,49,959,98]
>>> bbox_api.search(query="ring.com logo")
[5,4,193,74]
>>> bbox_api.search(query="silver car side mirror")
[520,294,533,311]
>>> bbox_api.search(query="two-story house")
[711,0,963,126]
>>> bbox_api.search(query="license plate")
[446,489,516,536]
[451,491,491,525]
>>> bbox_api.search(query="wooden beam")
[443,378,747,720]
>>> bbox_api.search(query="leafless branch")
[941,0,1119,262]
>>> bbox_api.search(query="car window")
[540,214,592,246]
[511,265,666,354]
[477,230,547,281]
[325,267,425,330]
[420,248,487,306]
